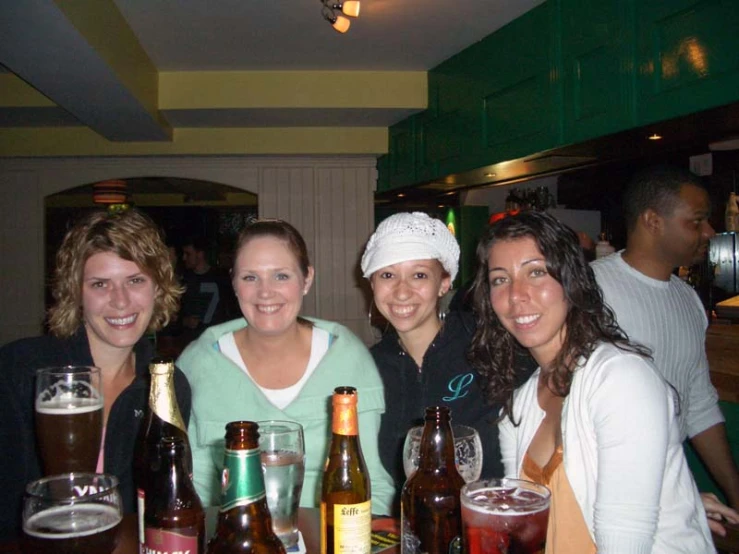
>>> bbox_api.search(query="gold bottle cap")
[149,357,175,375]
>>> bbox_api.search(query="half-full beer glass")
[257,420,305,549]
[461,478,550,554]
[35,366,103,475]
[22,472,123,554]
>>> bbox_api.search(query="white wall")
[462,175,601,240]
[0,156,378,346]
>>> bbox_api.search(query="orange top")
[521,446,596,554]
[332,388,359,435]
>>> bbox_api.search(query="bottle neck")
[219,446,267,512]
[149,370,186,432]
[332,403,358,436]
[418,417,456,471]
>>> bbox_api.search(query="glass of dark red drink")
[461,478,550,554]
[21,473,123,554]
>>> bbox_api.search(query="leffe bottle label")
[330,500,371,554]
[220,447,265,511]
[144,527,199,554]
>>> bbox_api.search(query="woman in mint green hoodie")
[177,219,394,515]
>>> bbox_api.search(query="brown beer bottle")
[144,436,205,553]
[207,421,286,554]
[321,386,371,554]
[134,357,192,552]
[400,406,464,554]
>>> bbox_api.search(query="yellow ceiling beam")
[0,75,55,107]
[53,0,160,118]
[0,127,389,157]
[160,71,428,109]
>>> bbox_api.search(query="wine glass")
[402,424,483,483]
[21,472,123,554]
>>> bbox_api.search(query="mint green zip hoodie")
[177,317,394,515]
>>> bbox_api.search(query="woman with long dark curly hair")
[468,210,713,553]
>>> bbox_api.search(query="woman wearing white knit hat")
[361,212,524,512]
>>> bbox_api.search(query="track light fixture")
[321,0,360,33]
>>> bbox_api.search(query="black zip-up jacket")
[0,328,191,540]
[371,311,503,513]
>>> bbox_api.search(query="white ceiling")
[112,0,544,71]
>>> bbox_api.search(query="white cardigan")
[499,343,714,554]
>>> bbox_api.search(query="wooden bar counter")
[706,322,739,403]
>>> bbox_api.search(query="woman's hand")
[702,492,739,537]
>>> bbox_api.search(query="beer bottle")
[400,406,464,554]
[144,436,205,553]
[321,386,371,554]
[207,421,286,554]
[134,357,192,552]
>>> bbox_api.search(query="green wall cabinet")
[635,0,739,126]
[378,0,739,192]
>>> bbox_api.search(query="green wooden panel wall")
[457,205,490,287]
[377,0,739,193]
[635,0,739,125]
[560,0,636,142]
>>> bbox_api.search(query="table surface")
[0,507,323,554]
[1,508,735,553]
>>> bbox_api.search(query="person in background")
[177,219,394,514]
[0,208,191,540]
[361,212,536,512]
[469,210,714,553]
[180,235,236,342]
[591,165,739,516]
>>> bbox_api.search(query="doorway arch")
[0,155,377,345]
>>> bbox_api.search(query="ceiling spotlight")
[321,0,360,33]
[648,133,662,141]
[339,1,360,17]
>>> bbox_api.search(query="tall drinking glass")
[257,420,306,549]
[35,366,104,475]
[460,478,550,554]
[21,472,123,554]
[403,424,483,483]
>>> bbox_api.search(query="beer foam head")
[35,395,103,414]
[23,504,121,539]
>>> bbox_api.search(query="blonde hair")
[47,209,183,338]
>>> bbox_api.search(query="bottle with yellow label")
[321,386,372,554]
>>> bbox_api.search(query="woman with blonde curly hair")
[0,208,191,540]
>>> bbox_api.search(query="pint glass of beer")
[35,366,103,475]
[461,478,550,554]
[22,472,123,554]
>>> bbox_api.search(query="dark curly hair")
[468,211,650,422]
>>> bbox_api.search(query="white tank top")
[218,327,330,409]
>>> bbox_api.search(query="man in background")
[591,165,739,513]
[180,236,236,342]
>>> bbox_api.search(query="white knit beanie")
[361,212,460,280]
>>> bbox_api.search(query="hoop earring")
[367,300,388,342]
